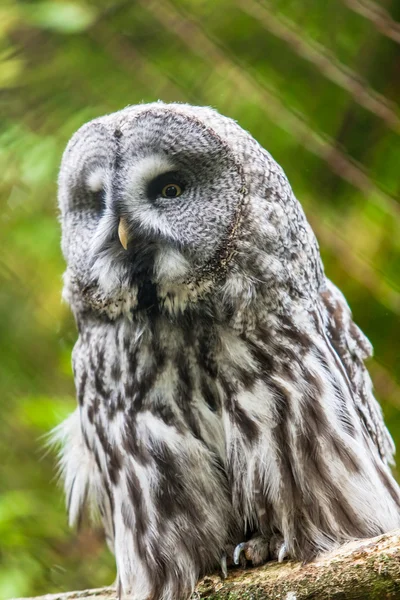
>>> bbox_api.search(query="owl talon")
[233,542,246,566]
[278,543,288,563]
[220,553,228,579]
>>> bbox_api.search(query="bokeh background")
[1,0,400,597]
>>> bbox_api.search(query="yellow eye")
[161,183,182,198]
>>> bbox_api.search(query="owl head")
[58,102,323,322]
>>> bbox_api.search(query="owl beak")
[118,217,129,250]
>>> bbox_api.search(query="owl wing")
[319,279,395,465]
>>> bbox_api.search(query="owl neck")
[67,257,319,334]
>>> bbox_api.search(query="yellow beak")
[118,217,129,250]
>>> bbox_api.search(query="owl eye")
[146,172,185,201]
[161,184,182,198]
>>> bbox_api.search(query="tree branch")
[14,529,400,600]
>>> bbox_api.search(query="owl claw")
[232,535,285,567]
[278,543,288,563]
[220,552,228,579]
[233,542,246,565]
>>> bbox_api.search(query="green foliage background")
[1,0,400,597]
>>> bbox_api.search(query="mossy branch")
[13,529,400,600]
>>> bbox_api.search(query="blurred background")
[1,0,400,597]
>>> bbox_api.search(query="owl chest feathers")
[75,313,257,464]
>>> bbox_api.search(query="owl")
[56,102,400,600]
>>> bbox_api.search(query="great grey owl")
[56,102,400,600]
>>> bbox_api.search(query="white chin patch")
[154,247,190,283]
[91,258,119,293]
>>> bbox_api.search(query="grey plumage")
[56,102,400,600]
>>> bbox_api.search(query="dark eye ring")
[93,188,106,213]
[161,184,182,198]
